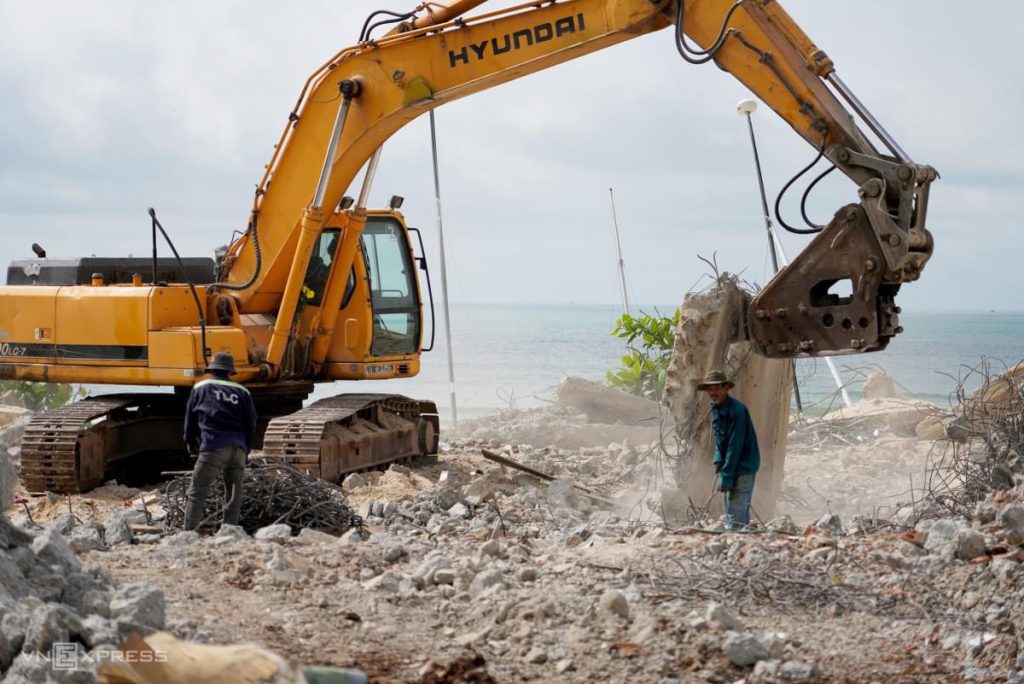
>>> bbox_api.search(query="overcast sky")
[1,0,1020,312]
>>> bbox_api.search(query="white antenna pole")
[608,188,630,315]
[429,110,458,426]
[736,98,851,409]
[769,230,853,407]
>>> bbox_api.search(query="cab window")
[361,218,420,356]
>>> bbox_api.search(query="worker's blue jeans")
[184,446,247,530]
[723,473,756,530]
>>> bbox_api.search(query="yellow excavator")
[1,0,936,493]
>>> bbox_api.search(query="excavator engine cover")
[748,203,906,358]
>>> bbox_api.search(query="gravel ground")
[4,399,1023,683]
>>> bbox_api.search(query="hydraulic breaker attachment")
[748,196,934,358]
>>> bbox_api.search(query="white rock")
[955,530,986,561]
[998,504,1024,545]
[519,567,538,583]
[363,572,400,593]
[598,589,630,620]
[31,528,81,573]
[68,526,105,553]
[525,647,547,664]
[706,602,744,632]
[447,502,470,519]
[780,660,822,681]
[339,528,368,545]
[110,581,165,633]
[478,540,501,558]
[469,569,505,597]
[722,630,769,667]
[383,545,407,563]
[161,530,200,547]
[254,524,293,542]
[341,472,367,491]
[215,523,249,540]
[288,528,332,545]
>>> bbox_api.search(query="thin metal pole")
[608,188,630,315]
[741,109,800,411]
[429,110,458,426]
[769,231,853,408]
[744,113,780,274]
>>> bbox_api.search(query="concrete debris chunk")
[30,528,82,574]
[342,472,368,491]
[22,603,83,653]
[110,581,166,634]
[447,502,470,519]
[723,630,770,667]
[47,513,77,536]
[68,524,106,553]
[524,646,547,664]
[469,569,505,597]
[998,504,1024,545]
[103,509,146,547]
[296,527,337,545]
[161,530,201,547]
[922,519,962,557]
[598,589,630,621]
[383,544,407,563]
[363,572,401,593]
[254,523,293,542]
[706,602,745,632]
[954,529,987,560]
[212,524,250,544]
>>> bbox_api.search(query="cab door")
[360,217,421,357]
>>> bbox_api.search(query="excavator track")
[262,394,439,483]
[20,397,134,493]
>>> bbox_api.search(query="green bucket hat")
[696,369,734,390]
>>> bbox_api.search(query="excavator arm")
[214,0,936,373]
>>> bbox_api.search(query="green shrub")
[0,381,82,412]
[606,309,680,401]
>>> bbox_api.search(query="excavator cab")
[313,210,427,381]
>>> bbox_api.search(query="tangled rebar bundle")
[162,459,363,534]
[926,358,1024,518]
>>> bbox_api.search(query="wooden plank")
[478,449,616,506]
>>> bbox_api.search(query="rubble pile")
[450,404,662,452]
[3,368,1024,680]
[0,514,166,681]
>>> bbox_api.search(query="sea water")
[309,304,1024,425]
[81,305,1024,426]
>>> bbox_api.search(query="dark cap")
[205,351,237,375]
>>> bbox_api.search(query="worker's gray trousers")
[723,473,756,530]
[184,446,246,530]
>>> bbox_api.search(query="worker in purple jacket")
[183,352,258,531]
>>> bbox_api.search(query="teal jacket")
[711,395,760,490]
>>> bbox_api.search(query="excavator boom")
[216,0,935,366]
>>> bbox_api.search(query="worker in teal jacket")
[697,370,760,530]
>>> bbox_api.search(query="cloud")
[0,0,1017,312]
